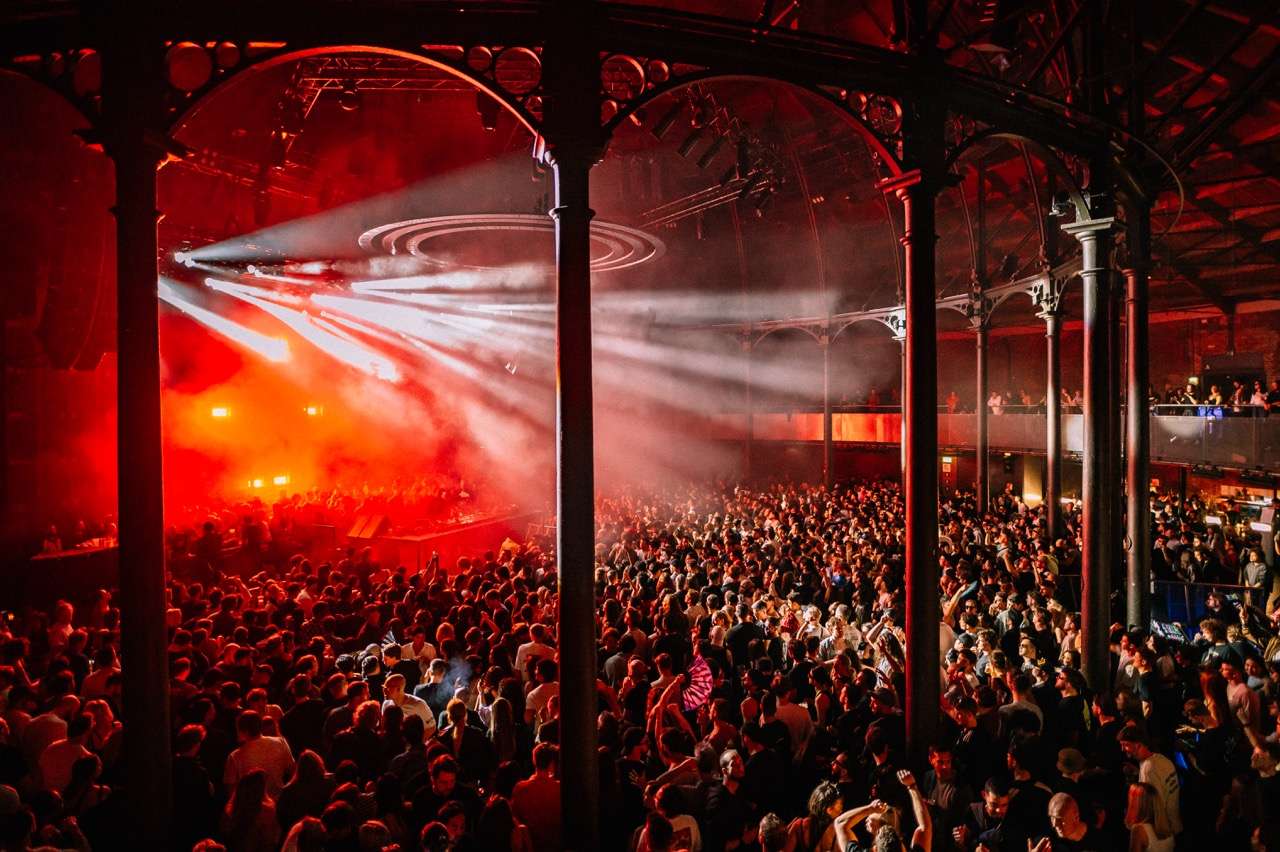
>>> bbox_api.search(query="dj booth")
[361,511,541,573]
[10,542,119,610]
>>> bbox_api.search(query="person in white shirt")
[515,624,555,682]
[38,713,92,792]
[383,674,436,735]
[772,683,814,762]
[402,626,437,676]
[223,709,295,798]
[525,658,560,725]
[1119,728,1181,836]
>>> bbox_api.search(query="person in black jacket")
[171,724,218,851]
[436,698,495,787]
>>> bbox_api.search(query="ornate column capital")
[1031,276,1066,321]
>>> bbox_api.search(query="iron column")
[743,335,753,480]
[880,158,941,760]
[543,11,601,848]
[1124,203,1152,628]
[1040,288,1063,540]
[822,332,833,488]
[1063,214,1115,688]
[974,308,989,512]
[103,38,171,845]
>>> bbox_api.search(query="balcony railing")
[711,409,1280,469]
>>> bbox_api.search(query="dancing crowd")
[2,478,1280,852]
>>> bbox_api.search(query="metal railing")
[723,409,1280,469]
[1152,580,1263,627]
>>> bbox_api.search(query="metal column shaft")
[543,7,601,846]
[1044,309,1062,540]
[105,52,172,845]
[1125,204,1152,628]
[1065,215,1115,688]
[822,338,833,488]
[884,165,941,762]
[975,323,989,511]
[743,339,754,480]
[550,151,600,852]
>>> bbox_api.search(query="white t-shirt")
[38,739,90,792]
[402,640,437,673]
[526,681,559,723]
[224,735,296,798]
[515,641,555,680]
[939,621,957,658]
[385,694,437,734]
[1140,752,1182,835]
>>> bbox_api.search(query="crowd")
[935,378,1280,417]
[1156,380,1280,416]
[2,478,1280,852]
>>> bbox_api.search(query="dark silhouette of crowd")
[3,479,1280,852]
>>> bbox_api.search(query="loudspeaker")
[346,514,389,540]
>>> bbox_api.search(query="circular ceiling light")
[358,214,664,273]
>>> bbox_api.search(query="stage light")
[718,164,738,188]
[753,190,773,217]
[251,479,264,489]
[739,171,764,199]
[273,475,289,486]
[304,406,322,417]
[1252,522,1273,533]
[677,128,705,158]
[942,456,954,464]
[651,102,684,140]
[696,135,726,170]
[339,80,361,112]
[1205,515,1222,526]
[211,407,229,418]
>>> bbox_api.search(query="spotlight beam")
[209,280,401,382]
[158,280,290,363]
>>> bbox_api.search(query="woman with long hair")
[787,780,844,851]
[475,794,533,852]
[1124,782,1173,852]
[276,750,332,833]
[489,696,518,765]
[1200,670,1236,731]
[220,769,280,852]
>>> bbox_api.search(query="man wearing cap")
[866,687,905,760]
[1118,727,1181,836]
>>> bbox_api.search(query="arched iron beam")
[602,71,905,177]
[945,128,1089,220]
[1,2,1116,157]
[1019,142,1049,263]
[0,66,98,132]
[167,44,539,136]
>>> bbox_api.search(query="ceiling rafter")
[1168,42,1280,174]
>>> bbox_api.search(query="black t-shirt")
[704,782,752,852]
[725,621,766,667]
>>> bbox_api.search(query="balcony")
[709,408,1280,470]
